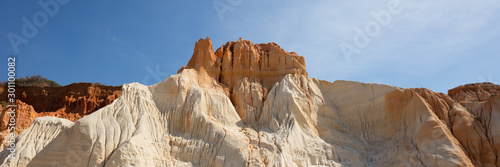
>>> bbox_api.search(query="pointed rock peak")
[183,37,216,70]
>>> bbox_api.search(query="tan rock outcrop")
[0,83,122,117]
[0,101,38,149]
[448,82,500,102]
[412,83,500,167]
[0,83,122,150]
[179,38,307,126]
[0,37,496,166]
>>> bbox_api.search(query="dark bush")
[10,74,61,87]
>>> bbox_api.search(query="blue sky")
[1,0,499,93]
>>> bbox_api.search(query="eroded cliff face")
[413,83,500,166]
[178,38,307,126]
[0,101,37,149]
[0,37,497,167]
[412,83,500,167]
[0,83,122,150]
[412,88,491,166]
[0,83,122,117]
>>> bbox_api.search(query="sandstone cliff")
[0,38,498,166]
[0,83,122,117]
[448,82,500,102]
[412,87,500,166]
[0,83,122,150]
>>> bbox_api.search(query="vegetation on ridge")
[1,74,61,87]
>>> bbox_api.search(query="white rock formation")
[0,38,480,166]
[0,117,73,167]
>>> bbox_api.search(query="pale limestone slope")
[0,117,73,167]
[0,38,479,166]
[0,71,473,166]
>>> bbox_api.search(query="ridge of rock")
[179,37,307,125]
[413,86,500,166]
[448,82,500,102]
